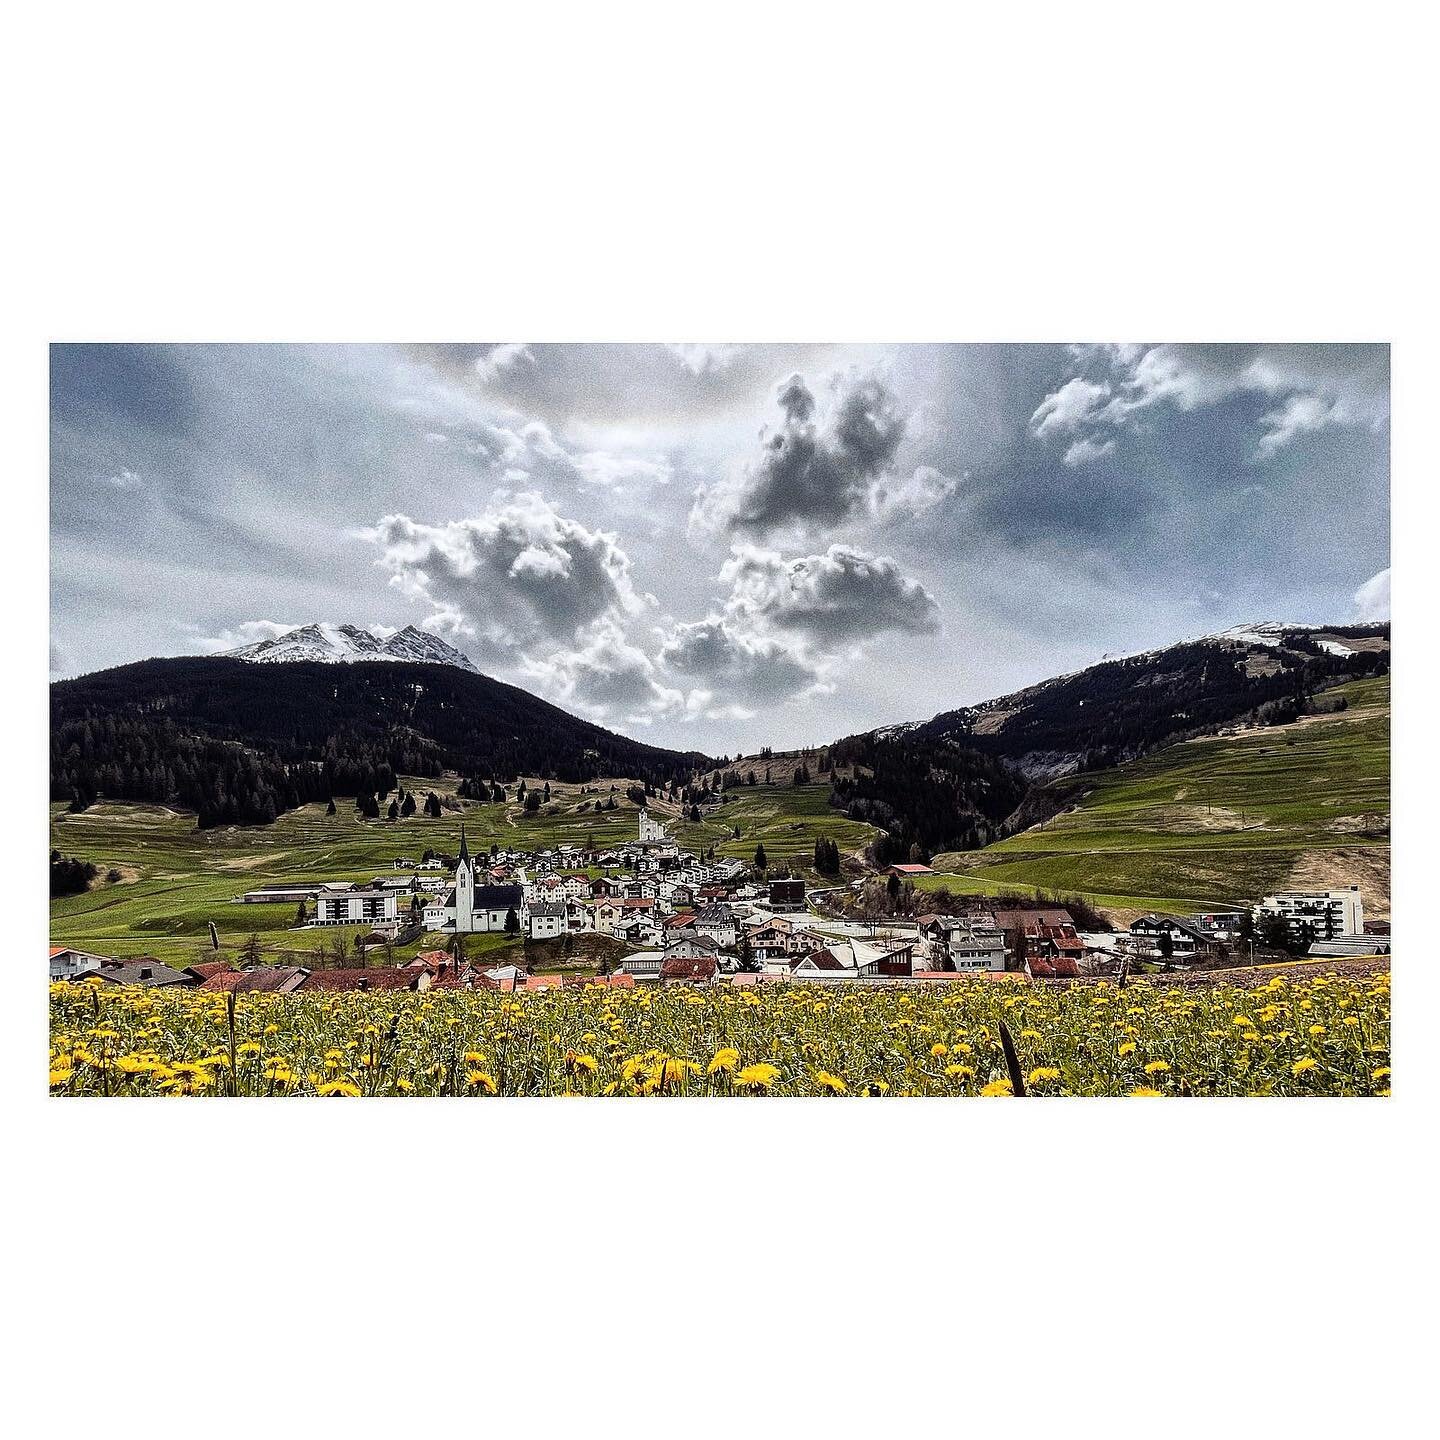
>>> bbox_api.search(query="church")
[637,807,668,845]
[421,827,526,933]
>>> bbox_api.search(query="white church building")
[638,807,668,844]
[421,827,526,933]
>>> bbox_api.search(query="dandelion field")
[49,969,1391,1097]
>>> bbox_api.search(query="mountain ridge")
[224,622,479,672]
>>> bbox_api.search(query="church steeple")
[458,824,470,867]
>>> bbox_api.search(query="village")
[49,806,1389,994]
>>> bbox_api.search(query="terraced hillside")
[926,675,1389,921]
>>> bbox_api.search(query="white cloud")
[184,619,297,653]
[1062,435,1116,467]
[665,343,748,375]
[101,468,143,489]
[1031,343,1389,461]
[1352,567,1390,621]
[472,343,533,382]
[359,493,645,657]
[1030,377,1111,438]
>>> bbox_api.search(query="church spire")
[458,823,470,867]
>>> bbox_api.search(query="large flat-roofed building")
[1255,887,1364,940]
[314,883,400,927]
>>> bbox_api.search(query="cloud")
[652,543,941,716]
[186,619,297,653]
[691,370,919,538]
[656,616,825,717]
[1352,567,1390,622]
[359,493,645,657]
[1030,377,1111,438]
[520,619,686,725]
[718,543,941,645]
[472,344,533,382]
[1062,436,1116,467]
[1030,344,1390,461]
[665,343,748,375]
[101,468,144,489]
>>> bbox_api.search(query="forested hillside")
[50,657,707,828]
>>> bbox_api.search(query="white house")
[694,903,738,949]
[528,902,567,941]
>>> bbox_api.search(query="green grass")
[49,775,880,966]
[929,675,1390,917]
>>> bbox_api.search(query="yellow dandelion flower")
[736,1063,781,1090]
[707,1047,740,1075]
[1291,1057,1319,1077]
[1143,1060,1171,1075]
[316,1079,362,1097]
[1129,1086,1164,1097]
[1026,1066,1061,1085]
[980,1079,1013,1097]
[1118,1042,1136,1057]
[465,1071,498,1094]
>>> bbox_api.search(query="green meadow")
[49,774,880,967]
[928,675,1390,917]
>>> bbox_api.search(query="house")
[1025,950,1081,980]
[1127,914,1209,961]
[991,905,1076,933]
[664,933,720,962]
[661,953,718,984]
[885,862,935,878]
[852,941,915,978]
[933,920,1006,973]
[788,948,852,977]
[69,956,193,988]
[50,946,116,982]
[694,903,738,949]
[768,878,806,912]
[528,901,568,941]
[314,883,400,927]
[1254,887,1365,942]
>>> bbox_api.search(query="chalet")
[69,956,193,988]
[853,941,915,979]
[885,863,934,878]
[1127,914,1209,961]
[1025,950,1081,980]
[934,920,1005,973]
[990,905,1076,933]
[50,946,116,982]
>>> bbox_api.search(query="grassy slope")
[50,774,879,967]
[927,675,1390,918]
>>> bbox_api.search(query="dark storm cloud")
[690,370,918,538]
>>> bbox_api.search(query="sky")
[50,342,1391,755]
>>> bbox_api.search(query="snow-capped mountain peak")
[223,623,478,672]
